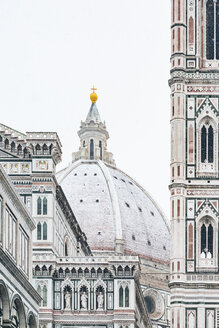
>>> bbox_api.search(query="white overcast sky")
[0,1,171,220]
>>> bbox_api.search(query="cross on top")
[91,86,97,92]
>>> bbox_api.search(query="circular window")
[143,289,164,320]
[144,296,156,314]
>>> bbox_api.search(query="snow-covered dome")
[57,160,170,263]
[57,90,170,264]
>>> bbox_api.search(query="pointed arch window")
[200,220,213,257]
[119,286,123,307]
[125,286,129,307]
[43,197,47,215]
[90,139,94,160]
[206,0,219,59]
[17,144,22,155]
[11,141,15,153]
[4,139,9,149]
[43,285,47,307]
[201,122,214,163]
[37,197,42,215]
[43,222,47,240]
[65,242,68,256]
[37,222,41,240]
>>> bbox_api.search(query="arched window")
[65,239,69,256]
[125,286,129,307]
[11,141,15,153]
[42,144,48,155]
[201,224,206,252]
[37,197,42,215]
[201,123,214,163]
[83,140,85,147]
[43,197,47,215]
[36,144,41,155]
[90,139,94,160]
[43,286,47,307]
[99,141,102,160]
[37,222,41,240]
[119,286,123,307]
[4,139,9,149]
[43,222,47,240]
[23,147,28,158]
[206,0,219,60]
[17,144,22,155]
[208,125,213,163]
[200,220,214,257]
[208,224,213,255]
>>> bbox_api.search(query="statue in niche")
[64,291,71,310]
[81,291,88,309]
[97,291,104,309]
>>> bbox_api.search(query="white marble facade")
[170,0,219,327]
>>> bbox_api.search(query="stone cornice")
[169,281,219,289]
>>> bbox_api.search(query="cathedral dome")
[57,89,170,264]
[57,160,170,264]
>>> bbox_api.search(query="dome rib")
[97,160,124,253]
[58,160,170,263]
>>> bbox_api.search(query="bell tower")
[170,0,219,327]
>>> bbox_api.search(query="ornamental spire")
[71,87,115,166]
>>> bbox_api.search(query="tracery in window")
[37,197,47,216]
[200,220,213,258]
[201,122,214,163]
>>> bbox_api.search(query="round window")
[144,296,156,314]
[143,289,165,320]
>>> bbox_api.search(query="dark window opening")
[145,296,156,314]
[90,139,94,160]
[99,140,102,160]
[206,0,214,59]
[201,125,207,162]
